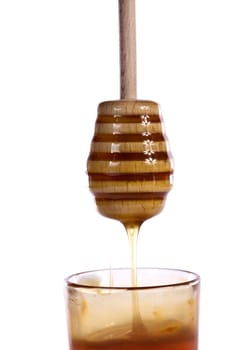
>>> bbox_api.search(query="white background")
[0,0,233,349]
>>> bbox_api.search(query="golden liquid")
[71,325,197,350]
[71,338,196,350]
[125,222,139,286]
[124,222,146,334]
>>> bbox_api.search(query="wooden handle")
[119,0,137,99]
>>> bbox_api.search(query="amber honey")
[70,323,197,350]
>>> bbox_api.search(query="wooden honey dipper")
[87,0,173,230]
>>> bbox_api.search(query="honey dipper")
[87,0,173,229]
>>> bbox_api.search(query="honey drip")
[125,222,147,335]
[125,222,139,287]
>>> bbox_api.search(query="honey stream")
[124,222,147,336]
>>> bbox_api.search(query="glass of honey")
[65,267,200,350]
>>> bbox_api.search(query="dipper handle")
[119,0,137,99]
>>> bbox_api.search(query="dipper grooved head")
[87,100,173,225]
